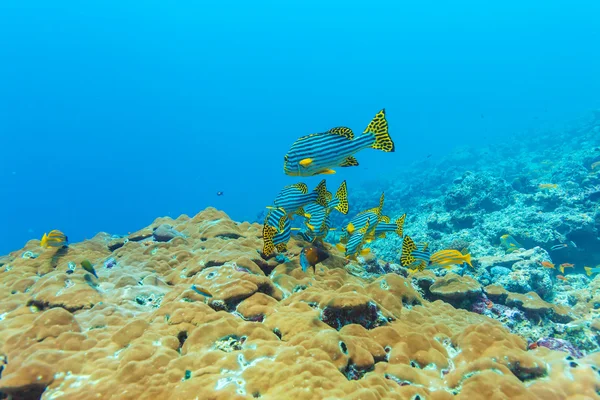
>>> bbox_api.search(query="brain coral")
[0,208,598,400]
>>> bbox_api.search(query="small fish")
[400,235,431,270]
[429,249,473,269]
[559,263,574,274]
[191,284,213,297]
[272,180,329,214]
[556,275,567,281]
[262,207,292,255]
[337,220,373,259]
[584,265,600,276]
[343,193,385,237]
[366,214,406,241]
[551,243,568,251]
[540,261,555,269]
[283,109,395,176]
[41,230,68,248]
[216,191,224,196]
[301,180,349,233]
[538,183,558,190]
[591,161,600,171]
[81,259,98,278]
[299,245,330,273]
[500,234,521,253]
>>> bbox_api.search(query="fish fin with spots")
[332,181,349,214]
[327,126,354,140]
[339,156,359,167]
[364,108,394,152]
[313,179,329,207]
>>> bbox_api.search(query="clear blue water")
[1,0,599,254]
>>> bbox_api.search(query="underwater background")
[2,2,600,399]
[2,0,600,254]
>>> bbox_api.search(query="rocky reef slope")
[1,209,599,399]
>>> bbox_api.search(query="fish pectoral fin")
[360,248,371,255]
[299,158,313,167]
[335,243,346,252]
[339,156,359,167]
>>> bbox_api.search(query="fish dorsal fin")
[340,156,359,167]
[327,126,354,140]
[292,183,309,194]
[377,193,385,215]
[380,215,391,223]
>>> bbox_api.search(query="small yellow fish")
[591,161,600,171]
[429,249,472,268]
[40,230,68,248]
[538,183,558,190]
[559,263,574,274]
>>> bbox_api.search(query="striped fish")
[366,214,406,240]
[283,109,395,177]
[273,180,328,215]
[400,235,431,271]
[41,230,69,248]
[262,207,292,255]
[337,220,372,259]
[302,180,349,231]
[340,193,385,242]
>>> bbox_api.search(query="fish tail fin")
[559,266,564,274]
[584,266,592,276]
[463,253,472,267]
[40,233,48,248]
[364,109,394,152]
[395,214,406,236]
[333,181,349,214]
[400,235,417,267]
[336,243,346,252]
[262,225,278,256]
[313,179,328,207]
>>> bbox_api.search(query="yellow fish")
[429,249,472,268]
[40,230,68,248]
[538,183,558,190]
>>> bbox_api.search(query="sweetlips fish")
[336,220,373,259]
[81,259,98,278]
[283,109,395,176]
[262,207,292,255]
[301,180,349,231]
[272,180,328,215]
[365,214,406,240]
[340,193,385,242]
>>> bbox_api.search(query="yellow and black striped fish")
[272,180,328,215]
[283,109,395,177]
[262,207,292,255]
[343,193,385,237]
[40,230,69,248]
[366,214,406,240]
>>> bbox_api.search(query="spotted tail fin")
[364,109,394,152]
[332,181,349,214]
[262,225,278,256]
[400,235,417,267]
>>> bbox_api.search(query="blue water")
[1,0,599,254]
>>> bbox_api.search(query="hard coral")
[0,208,599,399]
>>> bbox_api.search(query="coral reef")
[1,208,599,399]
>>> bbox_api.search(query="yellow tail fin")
[584,266,592,276]
[463,253,472,267]
[559,266,564,274]
[334,181,349,214]
[395,214,406,236]
[364,109,394,152]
